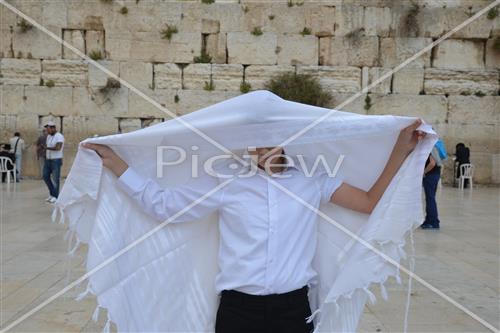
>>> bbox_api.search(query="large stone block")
[334,4,364,37]
[183,64,211,90]
[202,19,220,34]
[0,86,25,116]
[211,64,244,91]
[12,26,62,60]
[206,33,227,64]
[447,96,500,126]
[0,28,13,58]
[329,93,366,114]
[368,95,448,125]
[446,124,499,155]
[62,30,85,60]
[361,67,392,94]
[72,85,128,117]
[24,86,73,116]
[424,69,498,96]
[432,39,484,70]
[277,34,318,66]
[154,63,182,90]
[392,68,424,95]
[118,118,142,133]
[0,58,41,85]
[227,32,277,65]
[106,31,201,63]
[88,60,120,88]
[119,61,153,92]
[127,89,177,119]
[41,60,88,86]
[304,4,336,36]
[245,65,295,90]
[485,38,500,69]
[320,36,378,66]
[175,90,240,116]
[364,6,391,37]
[379,38,432,68]
[296,66,362,94]
[0,114,17,143]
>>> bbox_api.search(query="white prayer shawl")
[55,90,437,332]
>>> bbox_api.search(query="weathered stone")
[0,58,41,85]
[88,61,120,88]
[329,93,366,114]
[424,69,498,96]
[175,90,240,116]
[0,114,17,143]
[334,4,364,37]
[0,85,25,116]
[206,33,227,64]
[392,68,424,95]
[12,26,61,60]
[245,65,295,90]
[119,61,153,92]
[202,19,220,34]
[41,60,88,86]
[127,89,177,119]
[227,32,277,65]
[86,30,106,59]
[277,34,318,66]
[296,65,361,94]
[432,39,484,70]
[368,95,448,125]
[320,36,378,67]
[364,6,391,37]
[211,64,244,91]
[485,38,500,69]
[24,86,73,116]
[304,5,336,36]
[379,38,432,68]
[118,118,141,133]
[447,96,499,126]
[0,28,13,58]
[62,30,85,60]
[361,67,392,94]
[183,64,211,90]
[154,63,182,90]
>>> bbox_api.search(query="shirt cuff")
[117,167,146,195]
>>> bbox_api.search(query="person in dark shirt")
[421,150,441,229]
[0,144,16,183]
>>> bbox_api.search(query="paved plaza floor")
[1,180,498,332]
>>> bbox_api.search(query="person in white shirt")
[82,119,424,333]
[9,132,25,182]
[43,121,64,203]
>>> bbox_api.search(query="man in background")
[9,132,25,182]
[43,121,64,203]
[0,144,16,183]
[421,146,442,229]
[36,128,48,179]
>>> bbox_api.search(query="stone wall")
[0,0,499,184]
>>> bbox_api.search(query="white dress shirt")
[117,161,343,296]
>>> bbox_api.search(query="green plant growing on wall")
[474,91,486,97]
[487,6,498,20]
[240,81,251,93]
[45,80,55,88]
[204,80,215,91]
[193,49,212,63]
[264,72,332,107]
[174,94,180,103]
[251,27,263,36]
[300,27,311,36]
[345,28,364,47]
[201,0,215,4]
[460,91,471,96]
[364,94,372,111]
[89,50,103,60]
[160,24,178,41]
[242,5,249,13]
[100,78,121,93]
[287,0,293,7]
[100,0,113,3]
[268,14,275,20]
[17,18,33,33]
[120,6,128,15]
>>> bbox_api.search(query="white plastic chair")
[0,156,16,184]
[459,163,474,190]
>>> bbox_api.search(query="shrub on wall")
[263,72,332,107]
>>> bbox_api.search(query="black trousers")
[215,285,314,333]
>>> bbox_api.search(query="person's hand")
[394,119,426,156]
[81,143,128,177]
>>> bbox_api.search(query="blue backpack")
[435,139,448,161]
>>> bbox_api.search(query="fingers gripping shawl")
[55,90,437,332]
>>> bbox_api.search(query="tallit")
[54,90,437,332]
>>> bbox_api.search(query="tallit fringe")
[75,282,92,301]
[103,314,111,333]
[92,305,101,322]
[306,308,321,323]
[403,228,416,333]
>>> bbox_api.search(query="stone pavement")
[1,180,498,332]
